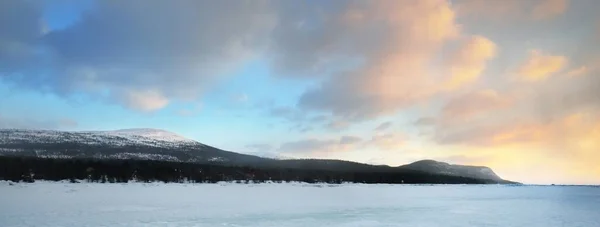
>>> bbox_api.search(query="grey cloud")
[267,105,312,132]
[288,124,313,133]
[268,0,353,77]
[325,119,351,131]
[299,71,396,121]
[531,69,600,120]
[340,135,362,145]
[309,115,328,123]
[414,117,436,126]
[374,121,392,131]
[265,104,352,132]
[1,0,275,111]
[0,0,44,72]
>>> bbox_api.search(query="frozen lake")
[1,182,599,227]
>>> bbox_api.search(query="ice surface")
[1,182,599,227]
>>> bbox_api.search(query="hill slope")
[400,160,502,181]
[0,128,515,183]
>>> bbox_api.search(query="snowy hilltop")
[0,128,199,147]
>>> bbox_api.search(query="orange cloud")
[566,66,589,77]
[432,112,600,184]
[456,0,568,21]
[445,35,497,89]
[442,89,512,119]
[532,0,568,20]
[516,50,568,82]
[298,0,462,120]
[455,0,521,20]
[438,112,597,146]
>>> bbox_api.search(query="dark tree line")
[0,156,495,184]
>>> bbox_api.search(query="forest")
[0,156,497,184]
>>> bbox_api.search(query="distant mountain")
[0,128,515,184]
[0,128,266,164]
[400,160,502,181]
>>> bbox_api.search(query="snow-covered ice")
[1,182,599,227]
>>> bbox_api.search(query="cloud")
[434,112,600,155]
[442,90,513,119]
[1,0,274,111]
[528,65,600,119]
[516,50,568,82]
[566,66,588,77]
[444,35,497,89]
[245,143,273,152]
[278,132,406,155]
[0,1,44,72]
[532,0,568,20]
[455,0,568,21]
[278,136,361,155]
[455,0,521,19]
[264,104,350,132]
[340,136,362,145]
[367,133,406,150]
[268,106,306,122]
[114,89,170,112]
[294,0,460,120]
[435,123,537,146]
[325,119,351,131]
[414,117,437,126]
[0,115,78,130]
[309,115,328,124]
[374,121,392,131]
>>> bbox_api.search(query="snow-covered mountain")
[0,128,264,164]
[0,128,199,147]
[0,128,513,183]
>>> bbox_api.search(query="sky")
[0,0,599,185]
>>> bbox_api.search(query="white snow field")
[1,182,599,227]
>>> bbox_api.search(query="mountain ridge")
[0,128,514,184]
[400,159,502,182]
